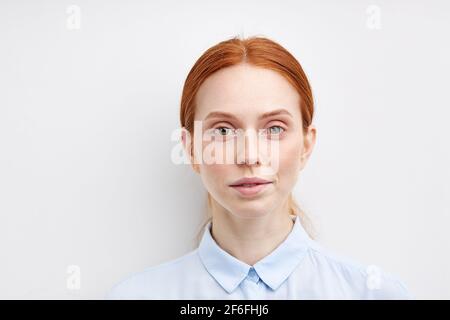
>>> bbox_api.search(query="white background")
[1,0,449,299]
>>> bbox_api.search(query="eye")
[268,125,284,135]
[213,126,235,137]
[261,125,285,138]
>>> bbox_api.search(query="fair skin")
[182,63,316,266]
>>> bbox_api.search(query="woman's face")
[184,63,316,219]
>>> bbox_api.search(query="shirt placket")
[240,267,264,299]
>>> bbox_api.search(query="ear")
[299,124,317,171]
[181,127,200,174]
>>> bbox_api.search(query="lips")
[229,177,272,187]
[229,177,273,197]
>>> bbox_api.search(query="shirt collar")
[197,214,311,294]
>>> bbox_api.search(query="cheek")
[276,138,302,187]
[199,164,230,191]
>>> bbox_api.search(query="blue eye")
[268,126,284,135]
[212,126,284,138]
[214,127,234,136]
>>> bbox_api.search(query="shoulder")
[304,240,414,299]
[105,249,200,299]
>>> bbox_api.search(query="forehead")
[194,63,301,120]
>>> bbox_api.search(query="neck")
[210,201,295,266]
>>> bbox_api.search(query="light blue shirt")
[106,215,413,299]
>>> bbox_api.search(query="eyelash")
[212,125,286,137]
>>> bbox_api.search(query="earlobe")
[181,127,198,174]
[192,164,200,174]
[181,127,193,160]
[303,125,317,159]
[182,127,201,174]
[188,150,199,174]
[299,125,316,169]
[299,154,306,170]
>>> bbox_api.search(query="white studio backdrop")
[0,0,449,299]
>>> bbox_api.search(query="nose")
[236,128,261,166]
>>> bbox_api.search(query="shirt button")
[247,267,260,283]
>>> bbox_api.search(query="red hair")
[180,36,316,240]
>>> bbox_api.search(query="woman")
[107,36,412,299]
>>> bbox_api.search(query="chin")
[227,203,271,219]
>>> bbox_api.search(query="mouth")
[229,182,273,196]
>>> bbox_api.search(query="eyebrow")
[204,108,293,121]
